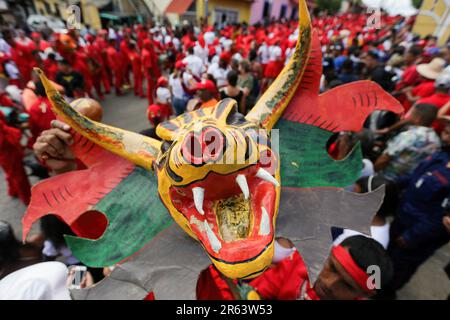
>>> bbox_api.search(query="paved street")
[0,91,448,299]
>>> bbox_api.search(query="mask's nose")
[181,127,225,165]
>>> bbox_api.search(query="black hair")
[40,215,75,249]
[356,174,399,217]
[407,45,423,57]
[0,221,20,264]
[413,103,438,127]
[59,59,71,66]
[187,46,194,55]
[227,70,238,87]
[240,59,251,73]
[342,59,354,72]
[34,80,46,97]
[367,50,379,60]
[341,235,394,287]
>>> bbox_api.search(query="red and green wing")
[22,132,173,267]
[275,30,404,188]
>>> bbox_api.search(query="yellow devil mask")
[33,0,312,280]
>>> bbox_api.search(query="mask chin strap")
[367,175,374,193]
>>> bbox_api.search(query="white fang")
[259,207,270,236]
[204,221,222,253]
[256,168,280,187]
[236,174,250,199]
[192,187,205,215]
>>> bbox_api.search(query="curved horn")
[34,68,161,171]
[245,0,312,131]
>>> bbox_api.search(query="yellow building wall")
[412,0,449,46]
[33,0,102,30]
[197,0,251,24]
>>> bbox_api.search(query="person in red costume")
[106,39,123,96]
[85,34,106,100]
[119,32,132,87]
[2,30,30,87]
[30,32,50,52]
[128,42,144,98]
[27,80,56,146]
[43,52,59,81]
[142,38,158,104]
[71,47,95,99]
[94,31,111,94]
[196,236,393,300]
[0,111,31,204]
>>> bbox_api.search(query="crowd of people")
[0,6,449,300]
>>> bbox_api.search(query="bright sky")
[361,0,419,16]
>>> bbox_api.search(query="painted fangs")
[204,220,222,253]
[256,168,279,187]
[259,207,270,236]
[192,187,205,215]
[235,174,250,200]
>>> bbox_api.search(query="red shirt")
[129,50,142,75]
[196,250,317,300]
[418,93,450,109]
[28,97,56,144]
[43,59,59,81]
[0,93,15,107]
[411,81,435,99]
[106,45,120,71]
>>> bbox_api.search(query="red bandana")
[331,245,373,293]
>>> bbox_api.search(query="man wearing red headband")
[197,235,393,300]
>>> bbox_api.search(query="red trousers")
[145,75,154,105]
[133,72,144,97]
[0,148,31,205]
[113,68,123,95]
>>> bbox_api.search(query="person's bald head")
[70,98,103,122]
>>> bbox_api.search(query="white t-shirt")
[0,262,71,300]
[194,44,209,64]
[258,44,270,64]
[156,87,171,104]
[43,240,80,266]
[269,45,282,62]
[211,67,229,88]
[5,61,20,80]
[183,54,205,78]
[169,72,193,99]
[204,31,216,46]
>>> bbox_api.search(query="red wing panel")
[22,153,134,241]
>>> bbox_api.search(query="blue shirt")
[395,151,450,248]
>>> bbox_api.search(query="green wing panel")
[276,119,362,188]
[65,166,173,267]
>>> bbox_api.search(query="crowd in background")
[0,7,449,299]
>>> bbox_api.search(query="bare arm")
[374,153,392,171]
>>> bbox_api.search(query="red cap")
[195,80,217,94]
[219,51,231,63]
[175,60,187,69]
[157,76,168,87]
[31,32,41,39]
[86,34,95,42]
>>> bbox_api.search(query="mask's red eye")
[181,127,225,165]
[181,132,203,165]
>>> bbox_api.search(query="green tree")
[316,0,343,14]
